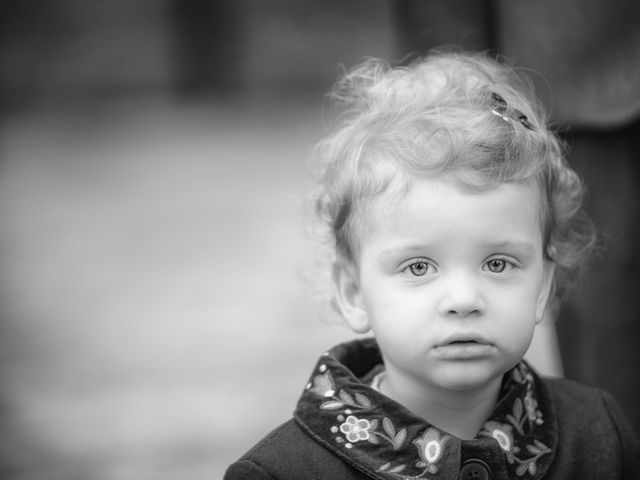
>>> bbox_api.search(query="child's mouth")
[434,338,495,359]
[441,337,488,346]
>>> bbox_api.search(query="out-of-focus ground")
[0,99,363,479]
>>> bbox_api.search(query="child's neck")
[379,370,502,441]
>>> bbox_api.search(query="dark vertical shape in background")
[170,0,244,96]
[557,121,640,433]
[0,2,59,110]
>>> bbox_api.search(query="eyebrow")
[484,241,536,255]
[378,245,428,259]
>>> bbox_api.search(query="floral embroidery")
[308,369,335,398]
[363,417,407,449]
[482,420,551,477]
[306,368,447,475]
[524,390,543,425]
[376,427,449,478]
[414,428,449,473]
[504,365,544,437]
[340,415,373,442]
[483,421,516,461]
[480,364,552,477]
[307,367,450,477]
[299,344,554,480]
[307,370,373,411]
[334,412,407,450]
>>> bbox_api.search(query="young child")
[224,51,639,479]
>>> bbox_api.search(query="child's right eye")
[404,261,435,277]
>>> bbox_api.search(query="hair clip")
[490,92,534,131]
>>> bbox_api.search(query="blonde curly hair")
[307,50,595,316]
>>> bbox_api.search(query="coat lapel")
[294,339,558,480]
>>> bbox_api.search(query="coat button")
[460,459,491,480]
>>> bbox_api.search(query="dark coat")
[225,339,639,480]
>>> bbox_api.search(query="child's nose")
[437,271,486,317]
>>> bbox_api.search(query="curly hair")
[307,50,595,315]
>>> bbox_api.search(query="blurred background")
[1,1,639,479]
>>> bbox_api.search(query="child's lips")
[433,336,496,359]
[439,333,492,346]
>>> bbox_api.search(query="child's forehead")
[363,174,539,209]
[357,175,544,238]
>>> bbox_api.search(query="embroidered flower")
[413,428,448,473]
[483,422,514,452]
[524,395,536,420]
[339,415,373,443]
[524,389,543,425]
[494,428,512,451]
[482,421,519,466]
[309,371,335,398]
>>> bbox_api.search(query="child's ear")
[535,259,556,323]
[332,261,371,334]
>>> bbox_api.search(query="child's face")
[335,177,554,395]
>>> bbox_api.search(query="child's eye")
[404,260,435,277]
[483,257,516,273]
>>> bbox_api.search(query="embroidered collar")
[294,338,558,480]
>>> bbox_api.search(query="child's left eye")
[483,257,515,273]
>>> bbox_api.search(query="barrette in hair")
[490,92,534,131]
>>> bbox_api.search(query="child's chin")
[431,363,506,392]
